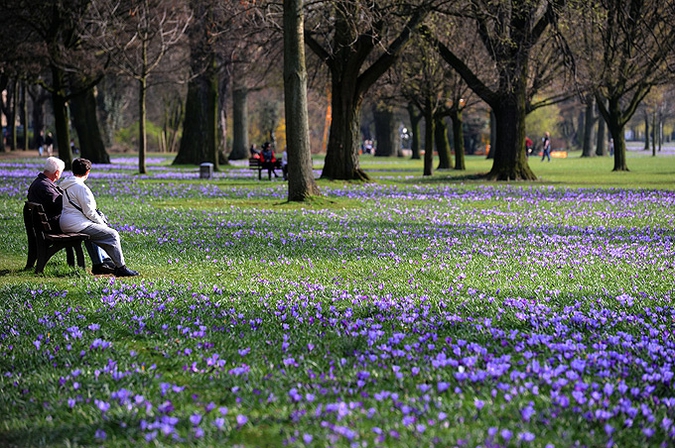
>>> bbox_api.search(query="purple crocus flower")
[213,417,225,430]
[95,399,110,413]
[189,413,202,426]
[236,414,248,426]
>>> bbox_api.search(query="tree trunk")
[321,76,369,180]
[284,0,320,201]
[644,111,650,151]
[407,102,422,160]
[138,77,148,174]
[434,115,452,169]
[0,75,9,152]
[218,69,230,160]
[70,87,110,164]
[4,79,17,151]
[658,111,663,153]
[423,98,434,176]
[373,102,397,157]
[451,109,466,170]
[20,82,29,151]
[576,109,585,149]
[651,110,657,155]
[96,74,127,148]
[229,84,250,160]
[173,63,220,168]
[595,113,606,156]
[606,99,629,171]
[487,92,535,180]
[488,109,497,160]
[51,66,72,169]
[29,90,47,151]
[582,95,595,157]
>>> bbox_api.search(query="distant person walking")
[541,132,551,162]
[261,142,278,180]
[525,136,533,158]
[45,132,54,156]
[281,147,288,181]
[609,138,614,156]
[36,130,45,157]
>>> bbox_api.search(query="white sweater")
[59,175,106,232]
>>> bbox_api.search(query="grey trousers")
[80,223,126,268]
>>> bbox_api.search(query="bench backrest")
[24,202,54,238]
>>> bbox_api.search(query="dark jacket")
[27,172,63,233]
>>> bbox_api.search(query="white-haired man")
[27,156,115,275]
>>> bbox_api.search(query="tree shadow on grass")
[399,172,491,185]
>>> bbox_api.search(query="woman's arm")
[74,184,106,225]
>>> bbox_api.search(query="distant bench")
[248,157,281,180]
[23,202,90,274]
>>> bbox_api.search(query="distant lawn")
[357,147,675,189]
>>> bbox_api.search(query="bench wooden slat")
[45,233,91,242]
[24,202,90,274]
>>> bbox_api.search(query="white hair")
[44,157,65,174]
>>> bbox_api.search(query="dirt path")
[0,149,58,159]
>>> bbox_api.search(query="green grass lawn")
[0,151,674,447]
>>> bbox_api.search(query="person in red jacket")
[525,136,533,157]
[261,142,278,180]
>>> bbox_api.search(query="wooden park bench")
[23,202,90,274]
[248,157,282,180]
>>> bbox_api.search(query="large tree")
[425,0,568,180]
[176,0,274,166]
[0,0,110,168]
[304,0,434,181]
[398,31,447,176]
[91,0,190,173]
[228,6,283,162]
[567,0,675,171]
[283,0,320,201]
[173,0,221,168]
[70,86,110,163]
